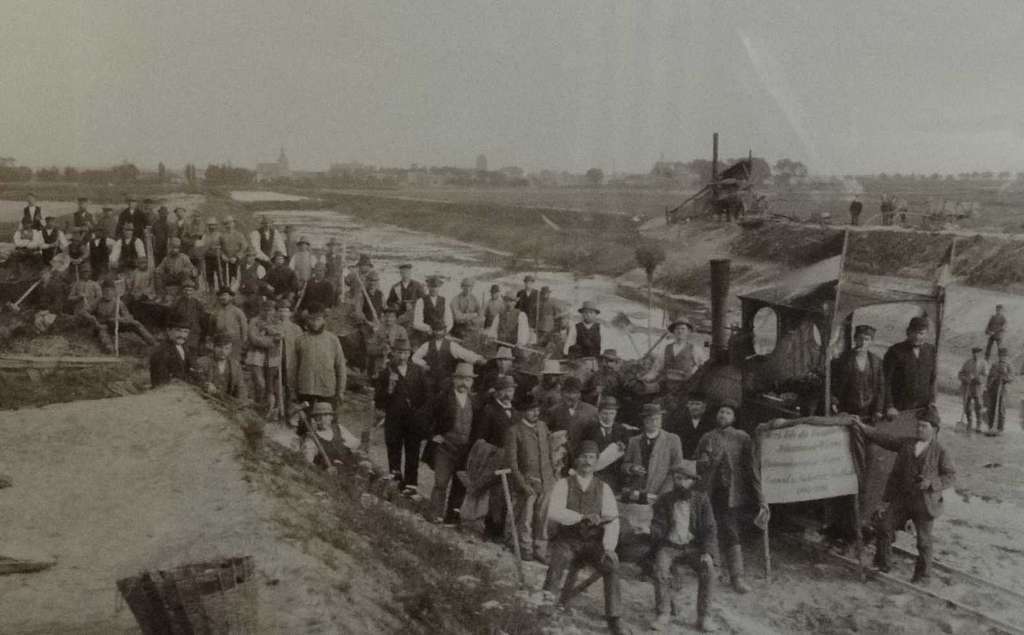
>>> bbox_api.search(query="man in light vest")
[543,439,625,634]
[644,318,707,395]
[412,324,484,395]
[249,215,287,266]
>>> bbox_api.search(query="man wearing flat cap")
[985,346,1014,436]
[883,316,937,418]
[855,409,955,584]
[831,324,884,423]
[386,262,425,329]
[649,462,720,632]
[644,318,707,396]
[544,439,626,634]
[210,286,248,360]
[412,275,453,344]
[957,345,988,431]
[451,277,483,339]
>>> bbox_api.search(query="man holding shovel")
[543,440,625,635]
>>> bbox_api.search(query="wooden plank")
[0,557,56,575]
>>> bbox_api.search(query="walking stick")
[494,468,526,588]
[277,342,286,421]
[113,279,121,357]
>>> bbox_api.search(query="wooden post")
[823,231,850,414]
[495,468,526,588]
[113,280,121,357]
[853,491,865,581]
[763,512,771,582]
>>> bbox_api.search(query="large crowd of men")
[9,193,981,633]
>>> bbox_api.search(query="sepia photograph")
[1,1,1023,633]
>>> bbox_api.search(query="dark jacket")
[695,426,761,509]
[505,419,556,495]
[832,349,884,417]
[374,363,428,428]
[863,428,956,519]
[150,342,193,387]
[116,208,148,238]
[651,487,720,561]
[471,396,517,448]
[547,400,600,457]
[581,421,635,491]
[425,389,479,440]
[663,402,715,460]
[883,341,936,412]
[266,264,299,297]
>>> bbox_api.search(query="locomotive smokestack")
[710,258,730,363]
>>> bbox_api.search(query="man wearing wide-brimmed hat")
[373,336,428,492]
[831,324,884,423]
[412,323,484,395]
[882,316,936,417]
[477,345,515,395]
[90,278,157,353]
[957,345,988,431]
[584,349,626,406]
[623,402,684,499]
[150,314,195,387]
[424,362,478,523]
[544,439,625,635]
[530,359,565,417]
[486,290,530,348]
[505,392,555,562]
[644,318,707,395]
[110,224,146,273]
[345,253,376,302]
[411,274,453,343]
[201,331,247,400]
[451,277,483,339]
[564,300,602,359]
[649,461,719,632]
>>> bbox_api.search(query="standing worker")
[957,346,988,432]
[504,393,556,562]
[984,304,1007,361]
[564,301,602,359]
[831,324,884,422]
[985,347,1014,436]
[848,195,863,226]
[374,337,427,494]
[425,362,478,524]
[883,317,936,417]
[515,274,540,332]
[294,303,347,414]
[451,278,483,339]
[643,318,707,396]
[855,410,955,584]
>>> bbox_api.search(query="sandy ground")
[230,191,309,202]
[0,386,409,634]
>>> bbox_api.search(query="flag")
[540,213,562,232]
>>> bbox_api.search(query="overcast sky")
[1,1,1021,175]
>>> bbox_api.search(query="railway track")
[786,534,1024,635]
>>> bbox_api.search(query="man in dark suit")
[115,195,147,238]
[373,337,428,494]
[471,375,517,448]
[883,316,936,417]
[832,324,884,422]
[664,391,716,460]
[856,409,956,583]
[22,193,43,230]
[581,396,635,493]
[515,274,539,331]
[425,362,478,524]
[150,317,194,387]
[547,376,599,459]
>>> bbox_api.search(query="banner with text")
[760,424,858,504]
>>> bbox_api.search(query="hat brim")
[578,307,600,314]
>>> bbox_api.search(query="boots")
[696,554,718,631]
[726,545,750,594]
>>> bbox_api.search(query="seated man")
[543,440,625,635]
[649,463,719,632]
[68,274,102,320]
[200,331,246,400]
[622,403,684,501]
[91,279,157,352]
[12,219,43,261]
[155,237,198,302]
[303,402,353,472]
